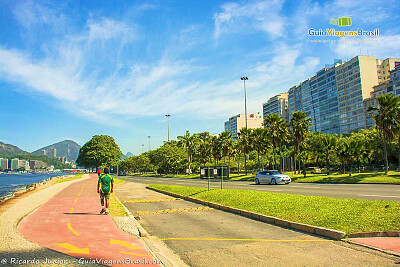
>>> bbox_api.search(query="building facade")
[263,93,289,122]
[0,158,8,170]
[287,55,400,135]
[224,113,263,138]
[51,147,57,158]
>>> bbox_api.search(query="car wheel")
[255,178,260,185]
[270,178,276,185]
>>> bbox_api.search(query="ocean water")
[0,173,65,198]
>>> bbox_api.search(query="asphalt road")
[114,182,399,266]
[120,176,400,201]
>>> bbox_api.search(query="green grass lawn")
[291,171,400,184]
[148,184,400,235]
[54,173,84,184]
[109,193,128,217]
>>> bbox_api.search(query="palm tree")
[321,134,338,175]
[290,111,312,174]
[239,128,252,174]
[264,114,290,170]
[368,94,400,175]
[341,137,364,176]
[177,131,197,174]
[219,131,233,170]
[197,141,210,166]
[251,128,268,170]
[210,135,223,166]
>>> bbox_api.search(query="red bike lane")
[18,174,160,266]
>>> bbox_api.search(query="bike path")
[18,174,160,266]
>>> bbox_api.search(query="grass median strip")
[291,171,400,184]
[148,184,400,235]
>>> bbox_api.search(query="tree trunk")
[272,145,276,170]
[349,160,352,177]
[383,136,389,175]
[398,138,400,171]
[302,160,306,178]
[237,153,240,174]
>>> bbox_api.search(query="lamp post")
[240,76,248,175]
[165,114,171,141]
[148,136,151,151]
[241,77,248,129]
[141,144,144,154]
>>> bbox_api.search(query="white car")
[255,170,291,185]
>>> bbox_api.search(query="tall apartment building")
[287,55,400,134]
[0,158,7,170]
[51,147,57,158]
[364,63,400,128]
[11,158,19,170]
[263,93,289,122]
[224,113,263,139]
[18,159,30,170]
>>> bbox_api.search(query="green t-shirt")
[98,174,114,194]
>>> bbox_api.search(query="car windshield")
[269,170,281,175]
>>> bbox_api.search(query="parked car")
[255,170,291,185]
[306,167,321,174]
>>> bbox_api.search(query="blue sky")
[0,0,399,155]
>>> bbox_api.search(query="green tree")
[210,135,223,166]
[290,111,312,174]
[264,114,289,170]
[368,94,400,175]
[76,135,122,168]
[178,130,198,173]
[251,128,268,170]
[220,131,233,169]
[341,137,364,176]
[321,134,338,174]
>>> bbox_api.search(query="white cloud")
[332,35,400,59]
[0,49,81,101]
[87,18,137,41]
[213,0,285,39]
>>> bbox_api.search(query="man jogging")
[97,167,114,215]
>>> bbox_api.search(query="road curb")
[147,186,346,241]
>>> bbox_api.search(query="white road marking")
[357,194,400,198]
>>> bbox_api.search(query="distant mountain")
[32,140,81,161]
[122,152,133,160]
[0,142,30,156]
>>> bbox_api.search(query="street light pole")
[241,76,248,175]
[241,77,248,129]
[148,136,151,151]
[165,114,171,141]
[141,144,144,154]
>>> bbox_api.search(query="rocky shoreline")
[0,175,74,205]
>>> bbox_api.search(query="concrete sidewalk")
[18,174,161,266]
[349,237,400,254]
